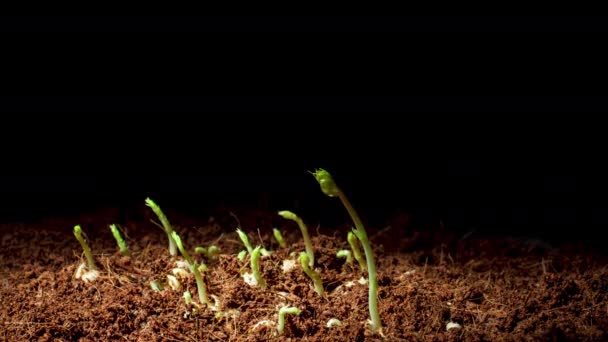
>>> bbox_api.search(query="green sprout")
[145,197,177,256]
[109,224,130,257]
[311,168,382,333]
[195,245,220,260]
[278,210,314,267]
[236,228,253,254]
[273,228,287,248]
[347,231,367,272]
[150,280,163,291]
[183,290,193,305]
[277,306,302,335]
[171,231,211,306]
[251,246,267,288]
[237,250,247,261]
[299,252,323,296]
[73,225,96,271]
[336,250,353,265]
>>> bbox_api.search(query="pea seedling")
[109,224,130,257]
[312,168,382,333]
[278,210,314,267]
[171,231,211,307]
[145,197,177,257]
[299,252,324,296]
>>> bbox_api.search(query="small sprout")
[73,225,97,271]
[277,306,301,335]
[260,248,272,257]
[347,231,367,272]
[299,252,324,296]
[326,318,342,328]
[336,250,353,265]
[172,231,211,306]
[145,197,177,256]
[273,228,287,248]
[183,291,192,305]
[195,245,221,260]
[109,224,130,257]
[167,274,181,290]
[311,168,382,333]
[236,228,253,254]
[150,280,163,291]
[278,210,314,267]
[251,246,267,288]
[237,250,247,261]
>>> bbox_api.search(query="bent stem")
[311,168,382,333]
[145,197,177,257]
[171,231,210,306]
[277,306,301,335]
[278,210,314,267]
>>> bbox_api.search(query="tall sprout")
[311,168,382,333]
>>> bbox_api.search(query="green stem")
[171,231,210,306]
[73,225,97,270]
[145,198,177,256]
[278,211,314,267]
[338,193,381,332]
[299,252,324,296]
[251,246,267,288]
[278,306,301,335]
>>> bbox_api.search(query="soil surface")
[1,206,607,341]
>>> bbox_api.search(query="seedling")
[183,291,193,305]
[299,252,324,296]
[336,250,353,265]
[250,246,267,288]
[236,228,253,254]
[273,228,287,248]
[347,231,366,272]
[237,250,247,262]
[145,197,177,256]
[109,224,130,257]
[311,168,382,333]
[73,225,97,272]
[278,210,314,267]
[195,245,220,260]
[277,306,301,335]
[171,231,211,306]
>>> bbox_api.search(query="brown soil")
[1,207,607,341]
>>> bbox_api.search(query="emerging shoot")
[336,250,353,265]
[109,224,130,257]
[251,246,267,288]
[145,197,177,256]
[273,228,287,248]
[237,250,247,261]
[171,231,211,306]
[277,306,301,335]
[299,252,324,296]
[347,231,367,272]
[278,210,314,267]
[73,225,97,271]
[195,245,220,260]
[311,168,382,333]
[236,228,253,254]
[183,291,193,305]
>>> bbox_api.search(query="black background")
[1,16,606,245]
